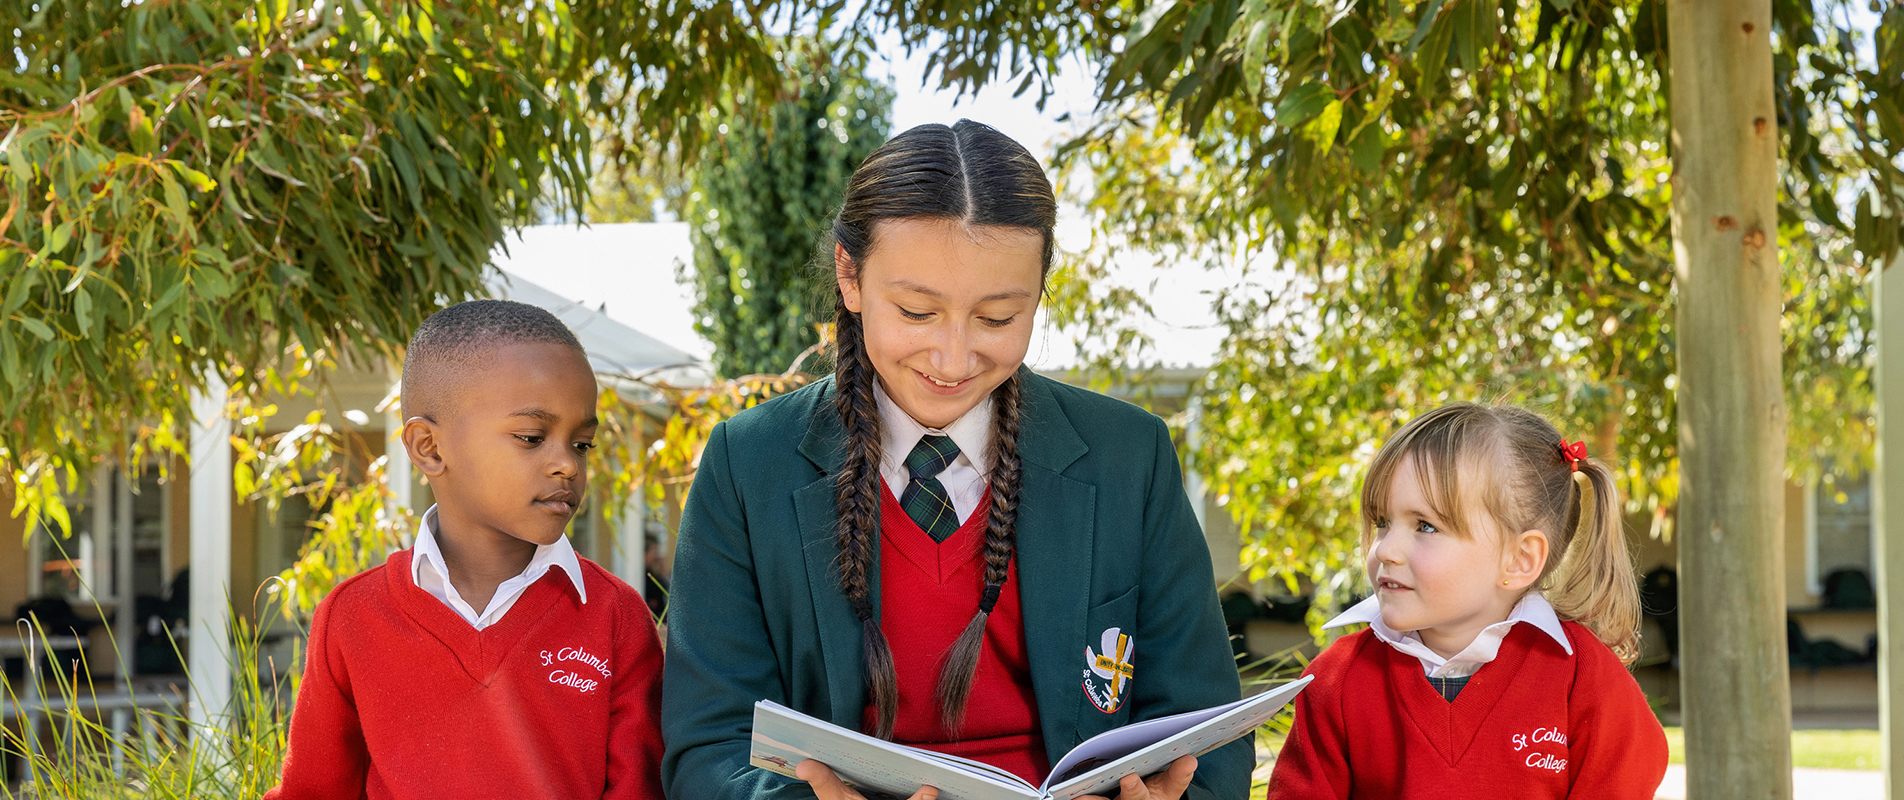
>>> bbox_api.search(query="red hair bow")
[1559,440,1589,472]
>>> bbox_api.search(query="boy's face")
[423,342,599,548]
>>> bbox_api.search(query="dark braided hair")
[827,120,1056,738]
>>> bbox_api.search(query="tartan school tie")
[899,435,963,542]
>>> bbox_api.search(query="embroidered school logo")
[539,644,611,694]
[1082,627,1134,714]
[1510,726,1570,773]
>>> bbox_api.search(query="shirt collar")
[410,504,589,604]
[873,379,993,475]
[1323,592,1571,676]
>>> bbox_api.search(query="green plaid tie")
[899,435,962,542]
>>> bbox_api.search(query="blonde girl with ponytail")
[1267,403,1668,800]
[662,121,1249,800]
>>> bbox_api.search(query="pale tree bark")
[1668,0,1792,797]
[1876,264,1904,798]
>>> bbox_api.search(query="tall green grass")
[2,610,293,799]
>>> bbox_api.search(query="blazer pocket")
[1076,585,1139,736]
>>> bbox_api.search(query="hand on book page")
[798,758,943,800]
[1075,755,1197,800]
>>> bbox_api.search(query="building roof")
[489,222,709,360]
[487,222,713,389]
[487,268,710,387]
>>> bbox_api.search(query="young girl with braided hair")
[662,120,1248,800]
[1266,403,1668,799]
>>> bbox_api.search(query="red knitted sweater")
[1266,623,1666,800]
[264,549,664,800]
[863,483,1049,784]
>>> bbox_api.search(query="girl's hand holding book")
[796,759,940,800]
[1078,756,1197,800]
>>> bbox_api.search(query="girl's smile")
[917,369,969,389]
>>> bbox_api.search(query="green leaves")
[1446,0,1500,72]
[1412,1,1458,93]
[1404,0,1451,54]
[1276,82,1335,128]
[16,318,55,342]
[72,286,94,339]
[0,0,794,532]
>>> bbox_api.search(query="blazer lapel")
[793,378,870,728]
[1010,373,1097,756]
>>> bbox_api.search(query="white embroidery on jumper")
[1525,752,1567,772]
[540,644,610,694]
[549,670,600,693]
[1510,727,1569,751]
[1082,627,1134,713]
[539,645,612,678]
[1511,726,1569,773]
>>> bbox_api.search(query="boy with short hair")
[266,299,663,799]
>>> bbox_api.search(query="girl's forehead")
[1378,449,1504,533]
[862,218,1044,294]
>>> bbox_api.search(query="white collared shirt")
[874,380,993,525]
[410,504,589,630]
[1324,592,1573,679]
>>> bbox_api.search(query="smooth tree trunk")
[1668,0,1792,797]
[1877,264,1904,799]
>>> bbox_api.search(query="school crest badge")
[1083,627,1134,713]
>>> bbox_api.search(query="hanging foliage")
[0,0,786,531]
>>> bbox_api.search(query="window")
[1807,470,1873,600]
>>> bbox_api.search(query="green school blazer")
[661,372,1249,800]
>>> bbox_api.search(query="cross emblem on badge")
[1087,628,1135,700]
[1095,645,1133,694]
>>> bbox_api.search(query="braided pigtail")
[831,291,900,739]
[934,369,1024,733]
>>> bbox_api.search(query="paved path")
[1655,765,1883,799]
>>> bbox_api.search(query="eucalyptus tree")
[0,0,783,524]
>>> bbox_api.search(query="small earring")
[1502,579,1510,586]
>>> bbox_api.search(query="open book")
[749,676,1311,800]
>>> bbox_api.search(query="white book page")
[1041,677,1314,800]
[751,701,1040,800]
[917,750,1046,787]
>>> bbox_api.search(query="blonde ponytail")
[1545,460,1642,664]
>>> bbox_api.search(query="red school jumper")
[863,483,1050,785]
[1266,623,1666,800]
[264,549,664,800]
